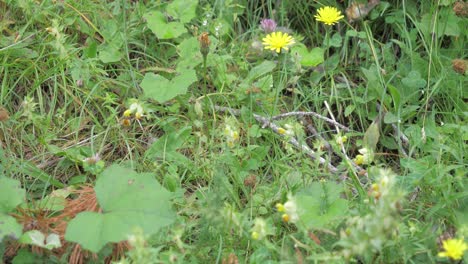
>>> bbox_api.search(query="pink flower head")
[260,19,277,33]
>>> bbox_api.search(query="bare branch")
[271,111,351,132]
[214,106,338,173]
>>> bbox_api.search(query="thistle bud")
[260,19,277,33]
[453,1,468,17]
[199,32,210,58]
[452,59,467,75]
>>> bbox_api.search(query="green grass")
[0,0,467,263]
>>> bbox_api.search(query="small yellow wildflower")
[354,154,365,165]
[262,31,295,53]
[123,109,132,117]
[335,135,348,145]
[251,218,269,240]
[278,128,287,135]
[135,112,143,120]
[251,231,259,240]
[282,214,290,223]
[315,6,344,26]
[354,147,373,165]
[275,203,285,212]
[438,238,467,260]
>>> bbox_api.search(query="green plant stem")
[203,55,208,96]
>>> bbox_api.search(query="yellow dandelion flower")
[315,6,344,26]
[262,32,295,53]
[438,238,467,260]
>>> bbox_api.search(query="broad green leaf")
[144,11,187,39]
[0,214,23,242]
[402,70,426,89]
[384,112,399,124]
[245,61,276,83]
[176,37,203,70]
[166,0,198,23]
[363,121,380,150]
[0,177,26,213]
[99,45,123,63]
[65,165,175,252]
[19,230,61,250]
[253,75,273,92]
[296,182,348,229]
[35,187,74,211]
[141,70,197,103]
[387,84,401,108]
[328,33,342,48]
[344,105,355,117]
[144,126,192,163]
[292,44,324,67]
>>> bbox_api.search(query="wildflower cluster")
[250,218,273,241]
[223,118,240,148]
[276,195,299,224]
[338,169,405,260]
[354,147,374,165]
[122,100,146,126]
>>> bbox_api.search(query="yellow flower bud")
[251,231,259,240]
[276,203,285,212]
[282,214,290,223]
[354,154,364,165]
[135,112,143,120]
[278,128,286,135]
[123,109,132,117]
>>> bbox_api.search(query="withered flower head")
[199,32,210,58]
[453,1,468,17]
[452,59,467,75]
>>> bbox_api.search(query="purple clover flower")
[260,19,277,33]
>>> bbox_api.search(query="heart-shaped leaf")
[0,177,25,213]
[140,70,197,103]
[166,0,198,23]
[65,165,176,252]
[144,11,187,39]
[0,214,23,242]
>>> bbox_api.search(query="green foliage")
[292,44,324,67]
[296,181,349,229]
[0,177,25,242]
[18,230,61,250]
[140,70,197,103]
[1,0,466,262]
[65,165,175,252]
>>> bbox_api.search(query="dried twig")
[214,106,338,173]
[271,111,351,132]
